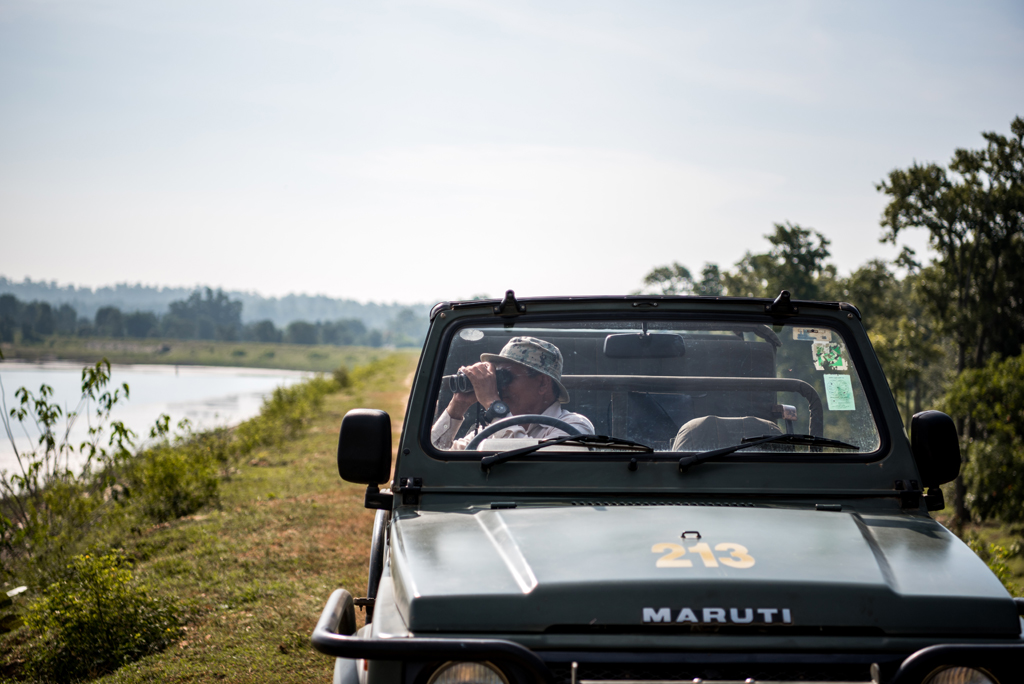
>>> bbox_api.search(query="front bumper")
[311,589,555,684]
[311,589,1024,684]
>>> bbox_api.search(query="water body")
[0,362,307,476]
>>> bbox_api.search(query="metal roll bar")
[560,376,823,437]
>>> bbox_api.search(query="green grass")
[0,337,417,372]
[0,353,417,682]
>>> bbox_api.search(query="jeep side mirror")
[910,410,961,487]
[337,409,392,485]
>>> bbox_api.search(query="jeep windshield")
[429,318,881,458]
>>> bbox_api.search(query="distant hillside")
[0,277,430,329]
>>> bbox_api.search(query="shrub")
[235,375,337,455]
[964,532,1020,596]
[0,359,134,584]
[24,551,182,682]
[127,441,221,523]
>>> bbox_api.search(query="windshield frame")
[420,310,891,465]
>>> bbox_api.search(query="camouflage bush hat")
[480,336,570,403]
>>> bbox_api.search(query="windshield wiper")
[481,435,654,470]
[677,433,859,471]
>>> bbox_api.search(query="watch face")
[487,401,509,420]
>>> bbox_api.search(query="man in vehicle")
[431,336,595,450]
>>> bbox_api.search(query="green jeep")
[312,291,1023,684]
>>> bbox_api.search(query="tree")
[163,288,243,341]
[33,303,55,336]
[244,320,282,343]
[159,312,193,339]
[94,307,124,338]
[722,222,837,300]
[878,116,1024,524]
[838,259,905,328]
[639,262,694,295]
[123,311,158,338]
[75,317,95,337]
[285,321,318,345]
[944,353,1024,523]
[878,116,1024,372]
[697,264,724,296]
[0,294,20,342]
[54,304,78,335]
[637,262,723,296]
[837,260,946,421]
[384,309,428,347]
[321,319,368,346]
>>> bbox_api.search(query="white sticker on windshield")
[824,375,855,411]
[793,327,831,342]
[812,341,848,371]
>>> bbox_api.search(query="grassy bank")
[1,353,417,682]
[0,337,416,372]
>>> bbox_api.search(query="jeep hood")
[388,505,1018,636]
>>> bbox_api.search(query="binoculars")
[444,368,513,394]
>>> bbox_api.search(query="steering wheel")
[466,414,582,451]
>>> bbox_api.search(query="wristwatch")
[484,400,510,424]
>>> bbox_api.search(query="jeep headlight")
[427,661,510,684]
[924,666,997,684]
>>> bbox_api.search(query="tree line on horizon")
[0,287,428,348]
[639,116,1024,532]
[0,277,427,331]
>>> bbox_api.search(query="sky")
[1,0,1022,304]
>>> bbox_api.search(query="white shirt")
[431,400,595,451]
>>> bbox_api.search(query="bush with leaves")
[120,418,227,523]
[0,359,135,584]
[333,364,352,389]
[235,374,338,455]
[963,532,1021,596]
[127,446,219,523]
[24,551,183,682]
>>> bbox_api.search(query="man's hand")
[462,362,501,408]
[445,361,500,418]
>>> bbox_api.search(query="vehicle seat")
[671,415,782,452]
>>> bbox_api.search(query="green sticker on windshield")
[812,341,848,371]
[824,375,855,411]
